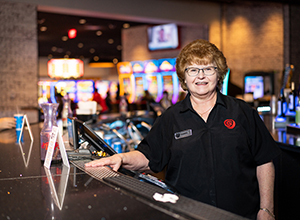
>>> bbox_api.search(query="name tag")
[174,129,192,140]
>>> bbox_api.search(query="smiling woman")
[85,39,281,220]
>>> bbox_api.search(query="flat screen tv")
[147,23,179,51]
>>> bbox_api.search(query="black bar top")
[0,123,248,220]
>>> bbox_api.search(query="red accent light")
[68,29,77,39]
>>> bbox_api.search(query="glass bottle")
[278,89,287,117]
[119,96,128,116]
[296,98,300,126]
[288,82,296,112]
[62,95,73,129]
[40,103,61,162]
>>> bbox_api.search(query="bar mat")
[104,175,249,220]
[71,159,119,179]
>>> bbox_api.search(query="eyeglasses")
[185,66,217,77]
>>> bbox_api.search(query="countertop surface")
[0,123,248,220]
[0,124,177,220]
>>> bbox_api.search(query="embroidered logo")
[224,119,236,129]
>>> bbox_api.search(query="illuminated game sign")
[48,59,84,79]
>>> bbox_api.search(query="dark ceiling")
[37,12,151,63]
[37,0,300,63]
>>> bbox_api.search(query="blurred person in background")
[92,87,108,113]
[159,90,172,110]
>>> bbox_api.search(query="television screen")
[244,76,264,99]
[147,23,179,51]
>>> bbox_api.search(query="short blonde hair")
[176,39,228,91]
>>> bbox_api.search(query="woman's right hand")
[85,154,123,171]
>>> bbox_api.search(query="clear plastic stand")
[18,141,33,167]
[44,164,70,210]
[17,114,34,167]
[44,126,70,169]
[18,114,34,143]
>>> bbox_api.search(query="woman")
[86,39,280,220]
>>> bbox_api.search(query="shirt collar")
[179,89,227,113]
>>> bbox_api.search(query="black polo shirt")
[137,90,281,219]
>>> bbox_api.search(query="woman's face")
[184,63,218,99]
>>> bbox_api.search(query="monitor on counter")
[75,119,117,156]
[244,72,274,100]
[147,23,179,51]
[67,117,80,149]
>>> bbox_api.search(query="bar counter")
[0,123,248,220]
[261,114,300,220]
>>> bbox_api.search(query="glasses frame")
[185,66,217,77]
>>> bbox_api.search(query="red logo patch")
[224,119,236,129]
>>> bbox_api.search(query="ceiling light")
[108,39,114,44]
[40,26,47,32]
[117,45,122,50]
[38,18,45,24]
[93,56,99,61]
[96,30,102,36]
[68,29,77,39]
[62,36,68,41]
[113,58,118,64]
[123,23,130,29]
[108,24,116,29]
[89,57,116,68]
[89,48,95,54]
[78,43,84,48]
[79,19,86,24]
[51,46,57,52]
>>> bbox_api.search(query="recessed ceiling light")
[93,56,99,61]
[108,24,116,29]
[38,18,45,24]
[78,43,84,48]
[62,36,68,41]
[96,30,102,36]
[51,46,57,52]
[79,19,86,24]
[89,48,95,54]
[117,45,122,50]
[108,39,114,44]
[40,26,47,32]
[113,58,118,64]
[123,23,130,29]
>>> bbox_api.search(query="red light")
[68,29,77,39]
